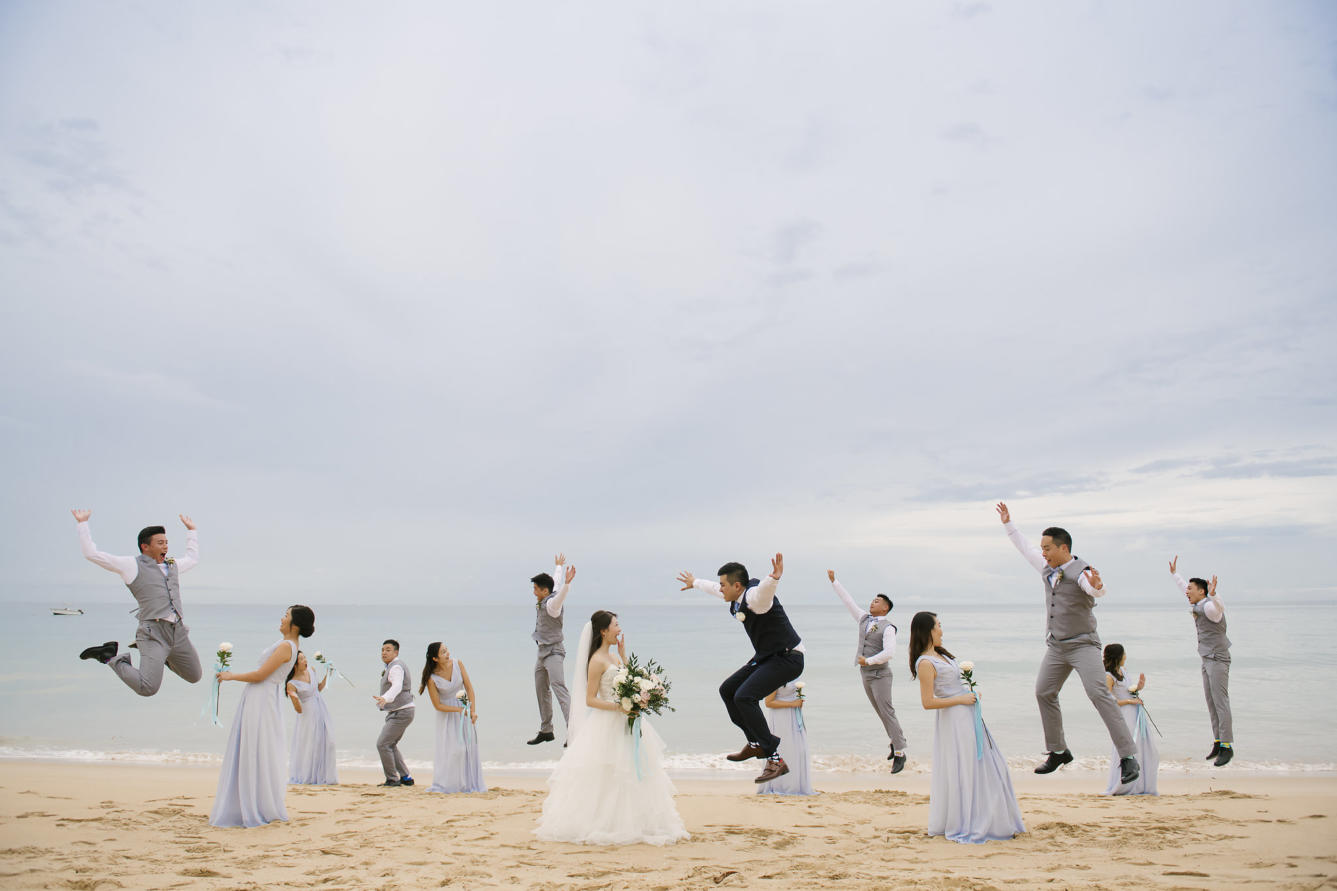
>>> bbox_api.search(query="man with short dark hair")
[996,502,1139,785]
[828,570,907,773]
[1169,556,1233,766]
[72,509,203,697]
[528,554,576,745]
[677,553,803,785]
[373,639,415,786]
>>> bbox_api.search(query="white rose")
[615,669,629,682]
[218,642,232,653]
[455,690,466,700]
[636,677,652,690]
[959,661,974,672]
[794,681,805,690]
[620,697,633,712]
[650,674,660,684]
[736,612,747,623]
[312,651,323,660]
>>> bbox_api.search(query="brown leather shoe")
[725,743,766,762]
[755,757,789,784]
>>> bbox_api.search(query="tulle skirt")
[211,682,288,827]
[1104,703,1159,795]
[927,704,1025,844]
[535,708,688,845]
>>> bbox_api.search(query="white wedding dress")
[535,653,688,845]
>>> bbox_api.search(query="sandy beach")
[1,762,1334,889]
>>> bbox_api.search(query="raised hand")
[179,514,197,531]
[995,502,1010,524]
[676,571,696,591]
[770,553,784,580]
[565,565,577,584]
[827,569,836,582]
[616,632,627,662]
[1169,555,1178,574]
[555,553,566,566]
[1209,575,1218,596]
[71,509,91,523]
[1085,567,1104,591]
[1137,672,1147,691]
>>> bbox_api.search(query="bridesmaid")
[757,680,814,796]
[286,650,339,785]
[1103,643,1159,796]
[418,642,484,794]
[909,611,1024,844]
[210,604,313,827]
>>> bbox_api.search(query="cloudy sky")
[2,2,1334,607]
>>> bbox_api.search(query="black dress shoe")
[379,779,402,787]
[1034,750,1074,774]
[890,754,906,774]
[526,731,556,745]
[1205,741,1221,760]
[1213,746,1234,767]
[399,776,415,786]
[80,641,118,664]
[1119,756,1141,785]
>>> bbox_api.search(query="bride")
[535,610,688,845]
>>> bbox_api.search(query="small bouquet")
[216,642,233,670]
[202,642,233,728]
[1129,686,1163,737]
[794,680,806,701]
[313,651,355,687]
[957,659,988,760]
[455,689,471,711]
[959,660,977,691]
[612,654,674,733]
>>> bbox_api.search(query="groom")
[72,509,204,696]
[529,554,576,746]
[677,553,802,784]
[996,502,1139,785]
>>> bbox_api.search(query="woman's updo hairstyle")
[288,604,316,638]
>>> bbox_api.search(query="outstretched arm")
[1169,556,1190,595]
[1203,575,1224,622]
[997,503,1047,573]
[220,641,294,685]
[828,571,867,622]
[545,560,576,618]
[72,510,138,583]
[744,554,784,614]
[176,515,200,574]
[677,571,725,599]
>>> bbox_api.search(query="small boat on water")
[51,606,84,616]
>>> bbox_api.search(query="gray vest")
[532,594,565,648]
[378,658,414,711]
[1192,599,1231,659]
[126,554,183,621]
[1043,558,1097,642]
[859,615,893,668]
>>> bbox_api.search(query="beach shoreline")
[1,760,1334,889]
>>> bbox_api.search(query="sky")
[1,2,1334,608]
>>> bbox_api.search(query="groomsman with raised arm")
[72,509,204,696]
[995,502,1140,785]
[373,639,415,787]
[528,554,576,746]
[827,570,908,773]
[1169,557,1234,766]
[677,554,802,785]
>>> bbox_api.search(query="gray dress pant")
[534,643,570,734]
[1201,656,1232,744]
[110,618,203,696]
[377,708,415,780]
[860,665,907,752]
[1036,635,1136,759]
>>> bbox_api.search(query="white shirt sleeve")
[175,529,200,574]
[864,624,898,665]
[545,564,570,618]
[1203,595,1224,623]
[744,575,779,614]
[1171,572,1190,595]
[1004,522,1049,573]
[831,580,868,622]
[1078,567,1107,599]
[382,664,403,701]
[692,578,725,600]
[77,521,138,584]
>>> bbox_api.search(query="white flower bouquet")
[611,653,674,732]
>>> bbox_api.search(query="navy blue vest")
[730,586,801,660]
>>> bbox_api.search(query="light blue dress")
[210,639,298,827]
[427,668,485,794]
[757,681,814,796]
[287,676,338,785]
[1104,671,1159,796]
[918,653,1025,844]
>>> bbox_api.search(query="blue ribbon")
[201,660,225,727]
[631,714,643,781]
[458,701,471,743]
[1136,700,1149,740]
[972,690,985,760]
[796,703,805,732]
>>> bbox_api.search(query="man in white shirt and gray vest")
[373,639,415,786]
[73,509,204,696]
[528,554,576,746]
[828,570,908,773]
[1169,557,1234,766]
[997,502,1140,786]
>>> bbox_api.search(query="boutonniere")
[869,619,879,632]
[1053,569,1064,584]
[165,557,176,565]
[735,610,747,623]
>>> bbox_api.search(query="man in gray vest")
[828,570,908,773]
[373,639,416,786]
[73,509,203,696]
[528,554,576,746]
[1170,557,1233,766]
[996,502,1139,785]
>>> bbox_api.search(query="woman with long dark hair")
[285,650,338,785]
[419,642,484,793]
[210,604,314,827]
[535,610,688,845]
[909,611,1024,844]
[1102,643,1158,795]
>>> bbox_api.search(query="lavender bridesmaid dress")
[757,681,814,795]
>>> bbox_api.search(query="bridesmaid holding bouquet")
[286,650,338,785]
[419,642,485,794]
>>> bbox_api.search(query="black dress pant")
[719,650,804,757]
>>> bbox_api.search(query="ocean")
[2,596,1333,776]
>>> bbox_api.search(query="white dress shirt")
[831,579,896,666]
[1172,573,1224,622]
[381,662,414,711]
[544,563,572,618]
[78,520,199,621]
[692,576,805,653]
[1005,522,1106,598]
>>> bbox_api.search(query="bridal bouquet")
[612,654,674,733]
[202,642,233,727]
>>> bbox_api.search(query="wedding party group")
[70,499,1233,845]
